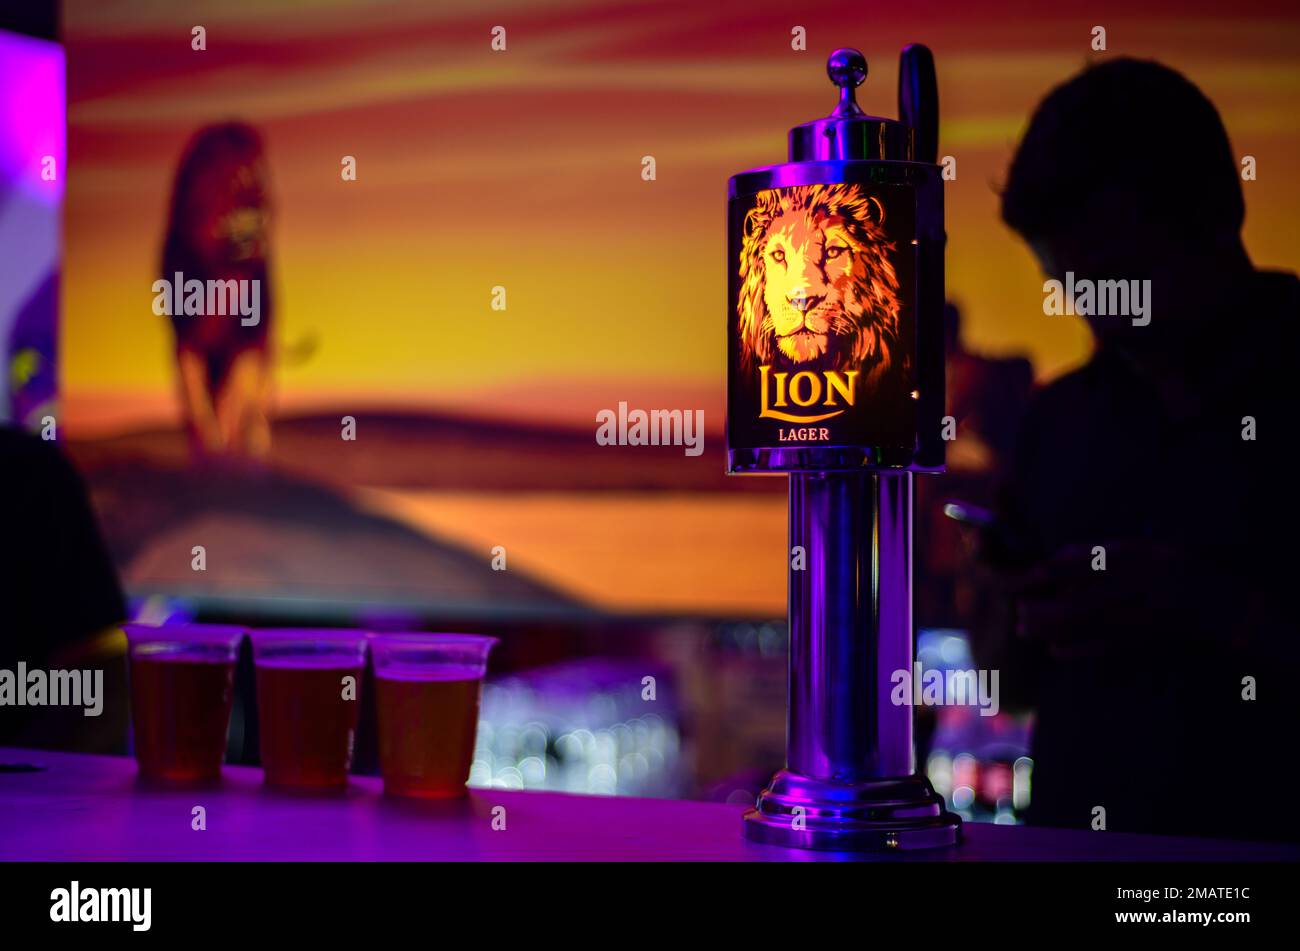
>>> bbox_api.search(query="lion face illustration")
[737,183,905,381]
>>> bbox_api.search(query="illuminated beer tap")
[727,47,962,851]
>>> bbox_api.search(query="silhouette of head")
[1002,59,1245,346]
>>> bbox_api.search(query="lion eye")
[825,245,847,259]
[770,249,786,265]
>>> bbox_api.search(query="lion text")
[758,365,858,424]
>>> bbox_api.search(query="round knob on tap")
[827,48,867,117]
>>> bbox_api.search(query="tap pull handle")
[899,43,938,164]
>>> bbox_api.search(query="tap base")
[742,769,962,852]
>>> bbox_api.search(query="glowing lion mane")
[736,183,906,383]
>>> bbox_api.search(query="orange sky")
[63,0,1300,435]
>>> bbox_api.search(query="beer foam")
[255,655,364,670]
[375,665,483,682]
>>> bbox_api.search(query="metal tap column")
[743,469,957,851]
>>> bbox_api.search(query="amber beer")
[370,633,497,799]
[376,669,483,798]
[256,657,364,788]
[124,624,243,782]
[251,630,368,790]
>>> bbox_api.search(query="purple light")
[0,30,64,204]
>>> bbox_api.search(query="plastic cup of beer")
[250,629,368,790]
[124,623,244,783]
[370,633,497,799]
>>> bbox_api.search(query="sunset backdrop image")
[60,0,1300,621]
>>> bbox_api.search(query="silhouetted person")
[976,58,1299,840]
[0,426,128,751]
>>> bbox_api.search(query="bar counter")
[2,748,1294,862]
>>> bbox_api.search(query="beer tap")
[727,47,961,851]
